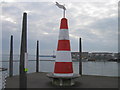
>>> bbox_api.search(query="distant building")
[71,52,118,62]
[71,52,88,61]
[88,52,113,61]
[114,53,118,59]
[71,52,79,61]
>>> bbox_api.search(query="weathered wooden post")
[36,40,39,72]
[19,12,27,88]
[9,35,13,77]
[79,37,82,76]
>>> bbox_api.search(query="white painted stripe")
[24,52,28,69]
[56,51,72,62]
[59,29,69,40]
[54,73,73,76]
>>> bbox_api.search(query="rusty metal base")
[47,73,80,86]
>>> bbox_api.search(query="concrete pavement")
[5,72,118,88]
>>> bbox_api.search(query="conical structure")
[54,18,73,76]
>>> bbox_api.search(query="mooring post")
[9,35,13,77]
[36,40,39,72]
[19,12,27,88]
[79,37,82,76]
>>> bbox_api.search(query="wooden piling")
[9,35,13,77]
[36,40,39,72]
[79,37,82,76]
[19,12,27,88]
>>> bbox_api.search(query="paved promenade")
[5,72,118,88]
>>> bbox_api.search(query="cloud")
[2,1,118,55]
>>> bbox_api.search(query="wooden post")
[9,35,13,77]
[79,38,82,76]
[19,12,27,88]
[36,40,39,72]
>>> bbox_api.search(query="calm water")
[1,55,119,77]
[1,55,79,75]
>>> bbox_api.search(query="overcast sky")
[1,0,118,55]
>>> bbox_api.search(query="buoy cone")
[54,18,73,76]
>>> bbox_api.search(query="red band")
[54,62,73,73]
[60,18,68,29]
[57,40,71,51]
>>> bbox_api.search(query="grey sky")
[1,1,118,55]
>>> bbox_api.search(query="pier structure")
[47,2,80,86]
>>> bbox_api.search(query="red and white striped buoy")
[54,18,73,76]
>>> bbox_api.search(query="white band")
[56,51,72,62]
[59,29,69,40]
[54,73,73,76]
[24,52,28,69]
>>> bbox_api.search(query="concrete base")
[52,78,75,86]
[47,73,80,86]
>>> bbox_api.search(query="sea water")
[1,55,119,77]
